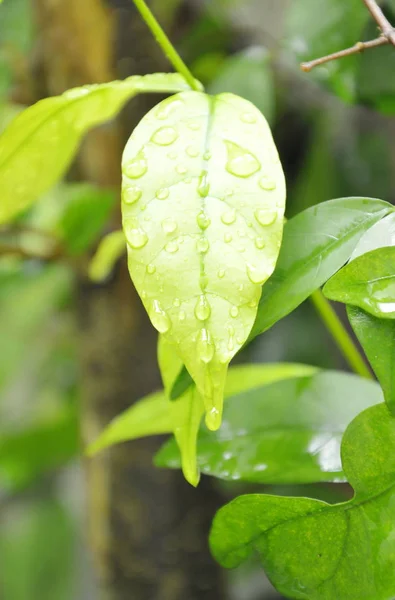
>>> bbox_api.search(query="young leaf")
[156,370,382,484]
[348,306,395,415]
[89,230,126,283]
[324,247,395,319]
[122,91,286,430]
[210,403,395,600]
[0,73,194,224]
[249,198,393,341]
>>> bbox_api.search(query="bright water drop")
[246,263,270,284]
[162,218,177,234]
[197,328,215,363]
[197,238,209,254]
[230,306,239,318]
[146,264,156,275]
[186,145,199,157]
[125,224,148,249]
[255,209,277,226]
[197,211,210,230]
[198,170,210,197]
[259,176,276,191]
[225,140,261,178]
[195,295,211,321]
[165,241,179,253]
[221,209,236,225]
[125,151,148,179]
[149,300,171,333]
[151,126,178,146]
[123,185,142,205]
[224,233,232,243]
[173,298,181,307]
[156,188,169,200]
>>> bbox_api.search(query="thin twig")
[301,36,388,72]
[362,0,395,44]
[301,0,395,72]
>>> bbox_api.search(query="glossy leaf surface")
[210,403,395,600]
[89,230,126,282]
[350,212,395,260]
[156,371,382,484]
[172,198,393,398]
[0,73,193,224]
[122,91,286,429]
[348,305,395,415]
[249,198,393,340]
[324,247,395,319]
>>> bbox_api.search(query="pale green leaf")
[0,73,194,224]
[350,212,395,261]
[122,91,286,430]
[210,403,395,600]
[89,230,126,282]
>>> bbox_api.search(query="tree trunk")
[32,1,226,598]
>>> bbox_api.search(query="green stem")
[132,0,200,91]
[310,290,373,379]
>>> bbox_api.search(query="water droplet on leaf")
[230,306,239,318]
[255,209,277,226]
[162,218,177,234]
[195,295,211,321]
[186,145,199,157]
[146,264,156,275]
[125,223,148,249]
[197,238,209,254]
[151,126,178,146]
[150,299,171,333]
[259,175,276,191]
[246,263,270,284]
[221,209,236,225]
[125,151,148,179]
[197,328,215,363]
[156,188,169,200]
[123,185,142,205]
[241,112,256,124]
[165,241,179,253]
[198,170,210,197]
[197,211,210,230]
[225,140,261,178]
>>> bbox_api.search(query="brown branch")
[301,0,395,72]
[301,36,388,72]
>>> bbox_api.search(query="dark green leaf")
[348,305,395,415]
[324,246,395,318]
[249,198,393,340]
[210,403,395,600]
[156,371,382,484]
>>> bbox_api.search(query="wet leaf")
[249,198,393,340]
[122,91,286,430]
[324,247,395,319]
[156,370,382,484]
[89,230,126,282]
[348,306,395,415]
[0,73,194,224]
[210,403,395,600]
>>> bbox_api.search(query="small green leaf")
[249,198,393,341]
[208,47,275,123]
[156,370,382,484]
[324,247,395,319]
[86,390,171,456]
[122,91,286,430]
[0,73,193,224]
[210,403,395,600]
[348,306,395,415]
[89,230,126,282]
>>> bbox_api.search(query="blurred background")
[0,0,394,598]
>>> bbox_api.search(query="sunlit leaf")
[0,73,195,224]
[156,370,382,484]
[324,247,395,319]
[122,91,286,430]
[350,212,395,260]
[210,403,395,599]
[89,230,126,282]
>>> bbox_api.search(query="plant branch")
[301,0,395,72]
[301,36,388,72]
[310,290,373,380]
[132,0,200,91]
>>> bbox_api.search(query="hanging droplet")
[123,185,142,205]
[224,233,232,243]
[241,112,257,124]
[221,209,236,225]
[197,238,209,254]
[195,295,211,321]
[151,126,178,146]
[200,274,208,290]
[217,269,225,279]
[186,144,199,157]
[125,222,148,249]
[230,306,239,318]
[173,297,181,307]
[162,218,177,234]
[197,328,215,363]
[255,209,277,226]
[165,241,179,253]
[255,237,266,249]
[125,151,148,179]
[198,170,210,198]
[149,299,171,333]
[146,264,156,275]
[197,211,211,230]
[225,140,261,178]
[156,187,169,200]
[259,176,276,191]
[246,263,270,284]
